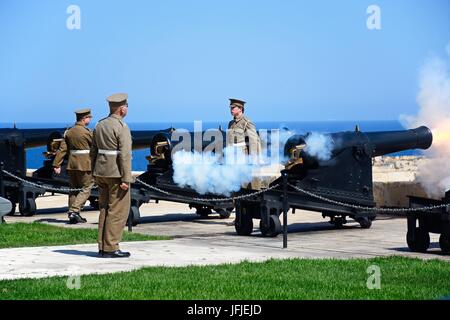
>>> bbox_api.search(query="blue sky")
[0,0,449,123]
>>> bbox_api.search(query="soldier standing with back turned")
[53,108,94,224]
[91,93,133,258]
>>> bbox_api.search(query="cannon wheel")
[215,208,233,219]
[439,233,450,254]
[19,198,37,217]
[406,228,430,253]
[356,217,372,229]
[129,206,141,227]
[235,206,253,236]
[196,207,212,218]
[8,202,16,216]
[330,216,345,228]
[260,215,282,237]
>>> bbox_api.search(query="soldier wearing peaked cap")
[227,98,262,159]
[53,108,94,224]
[226,98,263,226]
[91,93,133,258]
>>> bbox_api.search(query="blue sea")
[1,120,418,170]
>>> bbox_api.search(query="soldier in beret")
[53,108,94,224]
[91,93,133,258]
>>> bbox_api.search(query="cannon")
[0,127,66,216]
[0,126,174,220]
[233,126,433,237]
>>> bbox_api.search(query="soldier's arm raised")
[118,125,133,184]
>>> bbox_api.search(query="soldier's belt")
[233,142,247,147]
[98,149,121,155]
[70,150,90,155]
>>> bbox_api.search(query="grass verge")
[0,222,169,248]
[0,256,449,300]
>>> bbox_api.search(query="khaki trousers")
[68,170,94,213]
[96,177,131,252]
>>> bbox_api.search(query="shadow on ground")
[389,242,449,256]
[53,249,100,258]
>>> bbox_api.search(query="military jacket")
[91,114,133,183]
[53,123,93,171]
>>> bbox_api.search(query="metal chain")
[4,166,448,213]
[287,183,450,214]
[135,177,281,203]
[1,169,98,193]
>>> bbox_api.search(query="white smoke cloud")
[304,132,335,161]
[172,147,253,196]
[400,44,450,197]
[172,128,336,196]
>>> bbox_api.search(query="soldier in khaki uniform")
[53,108,94,224]
[227,98,262,160]
[226,99,262,226]
[91,93,133,258]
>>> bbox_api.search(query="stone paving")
[1,194,448,280]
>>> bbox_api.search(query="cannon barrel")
[21,128,67,148]
[131,128,174,150]
[284,126,433,170]
[1,127,179,151]
[0,128,67,149]
[365,126,432,157]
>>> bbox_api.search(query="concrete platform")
[1,193,449,280]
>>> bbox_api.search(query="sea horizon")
[2,120,420,170]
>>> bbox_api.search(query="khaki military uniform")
[227,113,262,156]
[227,99,263,190]
[53,123,94,213]
[91,109,133,252]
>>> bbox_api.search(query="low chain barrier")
[287,183,450,214]
[135,177,280,203]
[3,167,449,214]
[1,169,98,193]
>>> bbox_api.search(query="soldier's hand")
[120,182,129,191]
[53,167,61,175]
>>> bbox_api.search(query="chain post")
[282,170,288,249]
[0,162,4,197]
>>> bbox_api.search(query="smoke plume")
[304,132,335,161]
[400,44,450,197]
[172,127,336,196]
[172,147,253,196]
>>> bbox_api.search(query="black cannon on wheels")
[0,127,67,216]
[233,126,433,237]
[406,190,450,254]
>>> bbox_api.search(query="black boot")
[101,250,131,258]
[68,212,87,224]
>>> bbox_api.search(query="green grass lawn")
[1,256,449,300]
[0,222,169,248]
